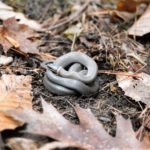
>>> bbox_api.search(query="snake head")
[41,61,62,74]
[47,63,62,74]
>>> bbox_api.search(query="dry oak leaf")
[128,4,150,36]
[0,74,32,131]
[8,100,149,150]
[117,72,150,107]
[0,17,39,54]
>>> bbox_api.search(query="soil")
[1,0,150,149]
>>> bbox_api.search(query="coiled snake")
[41,52,99,95]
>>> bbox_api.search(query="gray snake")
[41,52,99,95]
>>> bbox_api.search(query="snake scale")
[41,52,99,95]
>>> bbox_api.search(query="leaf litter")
[1,0,150,150]
[117,73,150,107]
[0,1,41,31]
[128,4,150,36]
[6,99,150,150]
[0,74,32,131]
[0,17,39,54]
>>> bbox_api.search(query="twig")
[71,33,77,51]
[98,70,141,78]
[127,53,146,65]
[49,0,90,30]
[39,0,53,22]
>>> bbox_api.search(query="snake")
[41,52,99,96]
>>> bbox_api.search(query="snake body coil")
[42,52,99,95]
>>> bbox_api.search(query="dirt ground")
[1,0,150,148]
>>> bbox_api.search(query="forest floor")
[1,0,150,150]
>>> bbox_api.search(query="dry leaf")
[117,72,150,107]
[8,100,149,150]
[0,74,32,131]
[7,138,38,150]
[117,0,137,13]
[0,55,13,65]
[0,1,41,31]
[0,17,39,54]
[128,4,150,36]
[117,0,150,13]
[38,142,85,150]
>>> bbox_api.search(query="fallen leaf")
[117,72,150,107]
[0,55,13,65]
[0,74,32,131]
[4,35,20,48]
[117,0,137,13]
[38,141,86,150]
[0,17,39,54]
[0,1,41,31]
[128,4,150,36]
[8,100,149,150]
[6,138,38,150]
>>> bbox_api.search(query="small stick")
[71,33,77,51]
[49,0,90,30]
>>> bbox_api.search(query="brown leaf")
[0,1,41,31]
[117,73,150,107]
[117,0,137,13]
[0,17,39,54]
[0,74,32,131]
[8,100,149,150]
[117,0,150,13]
[0,55,13,65]
[128,4,150,36]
